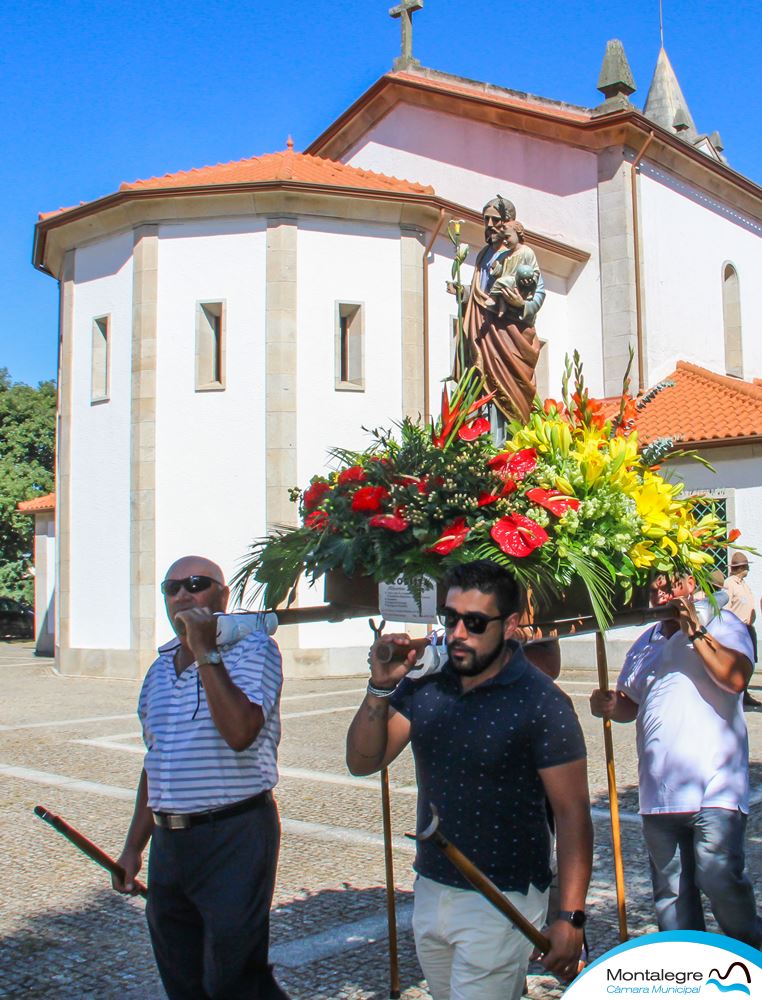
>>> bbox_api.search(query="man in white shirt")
[112,555,288,999]
[590,572,761,946]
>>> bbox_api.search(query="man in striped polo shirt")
[112,555,288,999]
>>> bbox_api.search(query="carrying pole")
[381,767,401,999]
[595,632,629,941]
[369,618,401,999]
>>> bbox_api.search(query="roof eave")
[34,179,589,278]
[305,73,762,213]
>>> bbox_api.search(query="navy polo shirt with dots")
[389,641,587,894]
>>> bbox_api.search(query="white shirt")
[617,611,753,815]
[139,629,282,812]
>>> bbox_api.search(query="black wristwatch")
[558,910,587,928]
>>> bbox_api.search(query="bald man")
[113,556,288,999]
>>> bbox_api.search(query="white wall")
[69,233,133,648]
[344,104,600,250]
[639,164,762,384]
[295,219,404,650]
[154,219,268,637]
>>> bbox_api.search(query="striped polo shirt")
[138,629,283,812]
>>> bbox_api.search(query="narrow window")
[196,301,225,390]
[335,302,364,390]
[91,316,110,402]
[722,264,743,378]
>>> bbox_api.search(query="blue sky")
[3,0,760,387]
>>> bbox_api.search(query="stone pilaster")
[400,225,425,418]
[265,217,299,650]
[55,251,75,668]
[597,147,643,395]
[265,217,299,529]
[130,225,159,674]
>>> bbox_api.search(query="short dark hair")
[442,560,523,617]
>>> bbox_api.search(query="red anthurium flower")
[369,511,411,532]
[525,488,581,517]
[458,417,491,441]
[427,517,470,555]
[303,480,331,511]
[351,486,389,513]
[507,448,538,480]
[491,514,548,557]
[305,510,328,531]
[338,465,366,485]
[477,481,517,506]
[487,448,537,481]
[728,528,742,542]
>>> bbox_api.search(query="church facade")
[31,42,762,677]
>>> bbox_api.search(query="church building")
[28,21,762,676]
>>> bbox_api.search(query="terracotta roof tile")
[118,149,433,195]
[17,492,55,513]
[37,149,433,221]
[634,362,762,446]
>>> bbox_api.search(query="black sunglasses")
[161,575,220,597]
[437,607,507,634]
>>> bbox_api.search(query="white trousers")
[412,875,548,1000]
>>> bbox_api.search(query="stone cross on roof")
[390,0,423,70]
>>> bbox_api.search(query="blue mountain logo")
[706,961,751,995]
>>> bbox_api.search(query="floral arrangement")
[234,353,743,629]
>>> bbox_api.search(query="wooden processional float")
[269,569,674,997]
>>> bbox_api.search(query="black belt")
[153,789,272,831]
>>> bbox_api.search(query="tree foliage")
[0,369,56,602]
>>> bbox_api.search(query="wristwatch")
[558,910,587,928]
[197,650,223,667]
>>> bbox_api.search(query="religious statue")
[453,196,546,422]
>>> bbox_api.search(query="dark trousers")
[146,798,289,999]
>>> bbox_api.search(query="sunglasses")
[160,575,220,597]
[437,607,507,635]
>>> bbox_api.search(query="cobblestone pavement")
[2,640,762,998]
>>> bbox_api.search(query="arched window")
[722,263,743,378]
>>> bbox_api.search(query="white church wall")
[294,219,404,655]
[639,164,762,384]
[69,233,134,649]
[154,218,268,632]
[343,104,601,252]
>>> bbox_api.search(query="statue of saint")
[456,196,546,422]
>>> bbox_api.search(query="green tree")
[0,369,56,603]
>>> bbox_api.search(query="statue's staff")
[34,805,148,898]
[407,804,551,955]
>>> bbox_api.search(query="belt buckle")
[165,813,191,831]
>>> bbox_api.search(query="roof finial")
[592,39,637,117]
[659,0,664,49]
[390,0,423,71]
[286,135,294,151]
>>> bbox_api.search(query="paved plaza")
[2,639,762,999]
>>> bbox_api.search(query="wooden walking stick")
[595,632,628,941]
[380,767,401,999]
[369,618,401,1000]
[34,805,148,898]
[407,804,551,954]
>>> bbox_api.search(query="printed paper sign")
[379,575,437,623]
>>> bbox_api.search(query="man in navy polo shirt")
[347,560,592,999]
[112,555,288,999]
